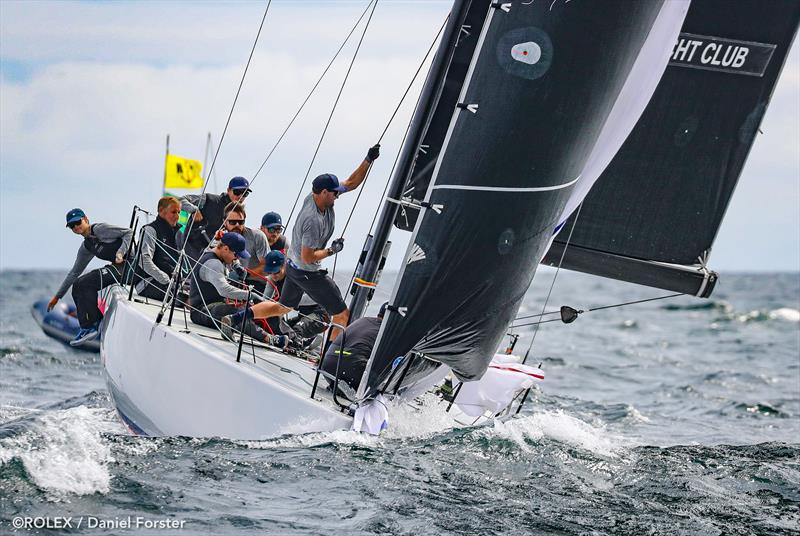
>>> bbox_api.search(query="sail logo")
[669,33,775,77]
[407,244,426,265]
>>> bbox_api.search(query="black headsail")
[542,0,800,298]
[357,0,683,399]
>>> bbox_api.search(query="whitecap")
[480,410,625,457]
[0,406,123,496]
[769,307,800,322]
[240,394,461,449]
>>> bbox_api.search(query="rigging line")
[509,293,685,329]
[285,0,380,229]
[160,0,272,318]
[337,13,449,241]
[586,292,684,313]
[521,203,584,365]
[203,0,271,190]
[513,309,562,322]
[248,0,376,184]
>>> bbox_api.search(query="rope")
[285,0,380,228]
[337,14,448,240]
[141,237,337,335]
[508,292,685,330]
[331,13,448,279]
[160,0,272,319]
[521,203,584,365]
[248,0,377,184]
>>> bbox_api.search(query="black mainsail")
[357,0,689,399]
[542,0,800,298]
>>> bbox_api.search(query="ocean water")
[1,269,798,535]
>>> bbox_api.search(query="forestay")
[359,0,687,399]
[542,0,800,298]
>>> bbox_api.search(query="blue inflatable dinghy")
[30,300,101,352]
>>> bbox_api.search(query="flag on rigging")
[164,154,203,189]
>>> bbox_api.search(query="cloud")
[0,1,797,274]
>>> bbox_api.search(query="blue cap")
[65,208,85,227]
[312,173,346,193]
[228,176,251,193]
[261,211,283,229]
[220,232,250,259]
[263,250,285,273]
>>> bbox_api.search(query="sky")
[1,0,798,276]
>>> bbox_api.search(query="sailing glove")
[366,144,380,163]
[330,238,345,254]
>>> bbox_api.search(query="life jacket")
[134,217,179,283]
[189,251,225,307]
[83,224,123,263]
[186,192,228,250]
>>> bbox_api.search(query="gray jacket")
[55,223,133,298]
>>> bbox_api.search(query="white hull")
[101,286,351,440]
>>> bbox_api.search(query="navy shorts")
[280,263,347,316]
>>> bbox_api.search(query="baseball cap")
[312,173,346,193]
[378,301,389,318]
[263,251,286,273]
[260,212,283,229]
[220,232,251,259]
[228,176,252,193]
[65,208,86,227]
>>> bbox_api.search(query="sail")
[358,0,688,398]
[392,1,487,232]
[542,0,800,298]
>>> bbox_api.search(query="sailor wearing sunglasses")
[179,176,252,260]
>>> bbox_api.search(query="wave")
[769,307,800,322]
[477,410,626,458]
[0,404,124,497]
[661,300,732,312]
[240,394,460,449]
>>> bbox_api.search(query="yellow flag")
[164,154,204,189]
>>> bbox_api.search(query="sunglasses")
[232,188,249,196]
[226,219,245,225]
[266,226,284,233]
[67,220,82,229]
[327,189,340,198]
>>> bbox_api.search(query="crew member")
[320,302,386,393]
[260,212,287,253]
[48,208,133,346]
[133,196,181,300]
[188,232,283,347]
[213,203,270,292]
[180,176,251,260]
[221,144,380,343]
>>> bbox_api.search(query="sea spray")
[0,406,122,496]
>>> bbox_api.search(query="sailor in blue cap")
[179,176,252,261]
[260,211,287,253]
[222,144,380,347]
[189,230,284,347]
[48,208,134,346]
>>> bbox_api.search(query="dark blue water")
[1,270,798,534]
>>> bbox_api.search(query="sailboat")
[100,0,799,439]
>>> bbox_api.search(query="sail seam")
[432,176,580,193]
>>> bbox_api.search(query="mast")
[348,0,473,321]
